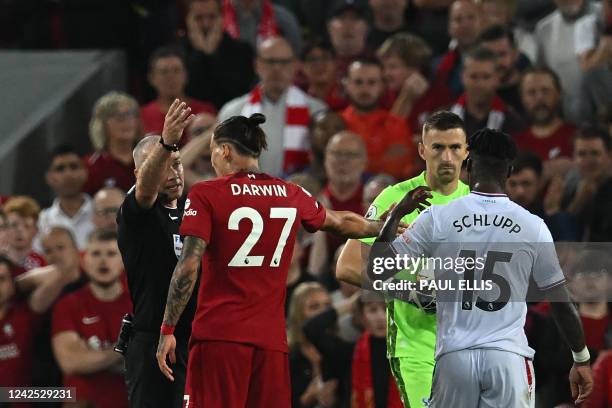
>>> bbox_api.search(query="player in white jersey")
[369,129,593,407]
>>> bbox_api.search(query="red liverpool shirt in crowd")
[140,99,217,138]
[82,152,135,195]
[514,123,576,161]
[0,302,42,388]
[321,183,364,259]
[180,172,326,352]
[52,285,132,408]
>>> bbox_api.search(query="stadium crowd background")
[1,0,612,407]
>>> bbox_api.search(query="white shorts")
[429,349,535,408]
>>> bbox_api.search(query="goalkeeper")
[336,111,469,407]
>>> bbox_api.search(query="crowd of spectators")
[1,0,612,407]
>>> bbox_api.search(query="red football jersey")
[180,172,327,352]
[0,302,42,388]
[52,285,132,407]
[514,122,576,161]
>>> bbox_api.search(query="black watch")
[159,137,179,152]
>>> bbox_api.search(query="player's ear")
[418,141,425,160]
[507,165,513,178]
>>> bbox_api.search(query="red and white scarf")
[451,94,506,130]
[223,0,278,44]
[241,85,311,174]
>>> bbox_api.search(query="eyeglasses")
[326,150,363,160]
[95,207,120,216]
[51,163,81,173]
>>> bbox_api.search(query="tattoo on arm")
[162,236,206,326]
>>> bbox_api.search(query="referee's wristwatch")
[159,136,179,152]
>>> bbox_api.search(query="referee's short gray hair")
[133,135,161,169]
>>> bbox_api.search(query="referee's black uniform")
[117,187,197,408]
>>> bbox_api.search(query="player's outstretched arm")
[320,209,383,239]
[336,239,369,287]
[547,284,594,405]
[156,235,206,381]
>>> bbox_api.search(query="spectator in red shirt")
[0,255,64,391]
[3,196,46,274]
[515,67,576,162]
[327,0,371,79]
[314,131,367,288]
[341,59,416,179]
[52,230,132,408]
[141,47,216,139]
[307,110,347,185]
[584,350,612,408]
[449,47,525,137]
[431,0,484,100]
[300,39,348,111]
[84,92,143,195]
[40,226,87,293]
[378,33,452,137]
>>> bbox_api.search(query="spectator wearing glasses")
[219,37,326,176]
[141,47,216,139]
[84,92,143,195]
[37,145,95,251]
[93,188,126,233]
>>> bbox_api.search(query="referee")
[117,100,196,407]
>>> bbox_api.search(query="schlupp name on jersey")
[453,213,522,234]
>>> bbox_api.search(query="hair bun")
[248,113,266,127]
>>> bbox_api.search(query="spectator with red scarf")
[218,37,326,176]
[431,0,484,100]
[221,0,302,52]
[449,47,525,137]
[352,293,403,408]
[140,47,216,138]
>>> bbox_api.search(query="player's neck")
[470,181,505,195]
[89,280,123,301]
[426,172,458,196]
[579,302,608,319]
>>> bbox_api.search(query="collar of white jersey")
[470,191,509,200]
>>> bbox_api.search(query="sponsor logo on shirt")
[185,199,191,209]
[184,209,198,217]
[82,316,100,325]
[365,205,377,219]
[0,343,19,360]
[3,323,14,338]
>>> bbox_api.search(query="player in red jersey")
[156,113,391,408]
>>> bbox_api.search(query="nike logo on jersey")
[82,316,100,325]
[169,214,179,220]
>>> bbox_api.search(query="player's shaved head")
[133,135,161,169]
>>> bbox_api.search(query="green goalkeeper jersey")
[361,172,469,358]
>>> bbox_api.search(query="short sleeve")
[295,186,326,233]
[532,221,566,291]
[391,208,435,259]
[51,295,78,337]
[117,187,153,226]
[360,186,396,245]
[179,187,214,243]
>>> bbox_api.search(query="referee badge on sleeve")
[173,234,183,259]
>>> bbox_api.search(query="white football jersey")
[391,192,566,359]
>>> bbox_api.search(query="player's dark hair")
[510,151,542,177]
[468,128,518,179]
[148,46,186,73]
[48,144,80,165]
[423,111,466,135]
[213,114,268,158]
[478,25,516,47]
[574,124,612,151]
[88,229,118,244]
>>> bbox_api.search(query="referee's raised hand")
[162,99,195,145]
